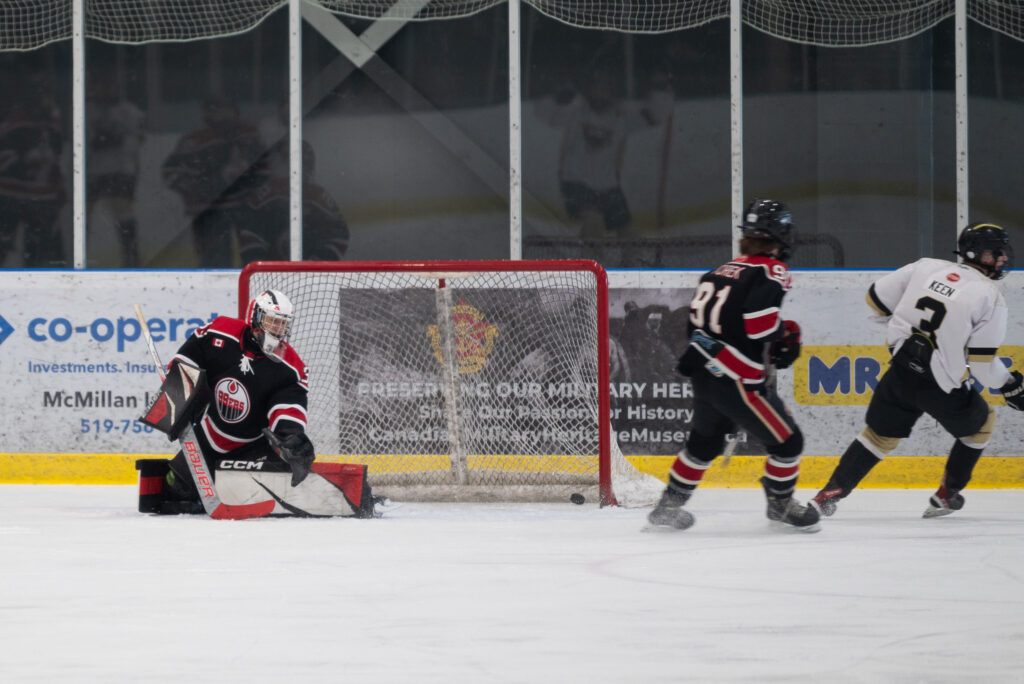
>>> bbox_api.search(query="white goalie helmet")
[246,289,294,360]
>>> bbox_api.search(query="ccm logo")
[221,460,264,471]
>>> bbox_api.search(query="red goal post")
[239,260,663,507]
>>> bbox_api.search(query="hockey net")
[8,2,1024,52]
[240,260,663,506]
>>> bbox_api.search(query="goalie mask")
[246,289,294,360]
[741,198,794,261]
[957,222,1013,280]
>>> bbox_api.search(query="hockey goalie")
[136,289,383,518]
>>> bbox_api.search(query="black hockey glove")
[1000,371,1024,411]
[262,427,316,486]
[769,320,802,370]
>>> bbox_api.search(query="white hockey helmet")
[246,289,294,360]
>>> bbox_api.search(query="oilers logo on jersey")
[215,378,251,423]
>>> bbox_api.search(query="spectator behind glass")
[240,138,349,264]
[86,79,144,267]
[161,96,266,267]
[0,74,66,268]
[535,63,673,265]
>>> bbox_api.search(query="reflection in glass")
[968,23,1024,236]
[0,44,71,268]
[241,137,350,262]
[86,10,287,268]
[743,23,955,268]
[523,6,730,268]
[86,49,145,267]
[301,8,510,261]
[161,94,269,267]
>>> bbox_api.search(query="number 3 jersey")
[868,257,1012,393]
[687,254,792,384]
[172,316,310,453]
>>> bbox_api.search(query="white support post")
[955,0,968,232]
[72,0,86,268]
[509,0,522,260]
[289,0,303,260]
[730,0,743,256]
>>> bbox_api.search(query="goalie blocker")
[137,361,378,518]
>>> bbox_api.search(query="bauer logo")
[215,378,251,423]
[794,345,1024,406]
[426,300,498,375]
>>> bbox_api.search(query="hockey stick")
[720,365,777,468]
[720,431,741,468]
[133,305,274,520]
[134,304,167,383]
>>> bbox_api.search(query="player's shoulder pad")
[733,254,791,289]
[276,342,310,389]
[194,316,247,343]
[915,257,955,274]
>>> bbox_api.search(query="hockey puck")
[570,493,585,505]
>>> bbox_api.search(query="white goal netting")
[5,1,1024,51]
[242,260,664,505]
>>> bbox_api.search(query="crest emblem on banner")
[427,300,498,374]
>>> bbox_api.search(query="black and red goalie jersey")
[172,316,309,454]
[684,254,792,385]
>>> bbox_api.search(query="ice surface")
[1,485,1022,683]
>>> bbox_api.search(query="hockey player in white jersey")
[811,223,1024,518]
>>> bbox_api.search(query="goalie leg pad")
[136,457,205,515]
[136,459,169,514]
[215,462,373,517]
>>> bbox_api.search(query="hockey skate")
[644,488,695,531]
[922,486,965,518]
[760,477,820,532]
[809,486,843,517]
[370,494,401,518]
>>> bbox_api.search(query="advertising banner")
[0,272,236,454]
[330,285,601,457]
[1,269,1022,461]
[610,270,1024,457]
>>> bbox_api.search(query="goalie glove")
[769,320,802,370]
[1000,371,1024,411]
[262,427,316,486]
[139,361,210,441]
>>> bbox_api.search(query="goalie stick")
[133,305,274,520]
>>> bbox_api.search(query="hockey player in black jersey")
[646,199,819,532]
[810,223,1024,518]
[137,289,378,517]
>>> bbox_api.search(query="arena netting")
[2,1,1023,51]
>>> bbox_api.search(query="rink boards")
[1,269,1023,486]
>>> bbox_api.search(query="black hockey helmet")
[741,198,794,261]
[956,222,1013,280]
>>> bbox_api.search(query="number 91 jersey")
[869,257,1011,393]
[687,254,791,383]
